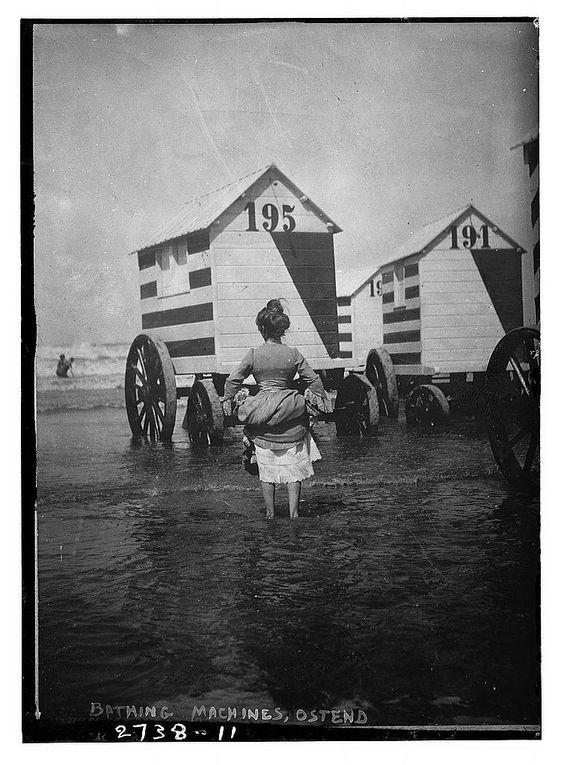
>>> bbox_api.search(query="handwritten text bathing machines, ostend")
[89,703,367,724]
[191,706,368,724]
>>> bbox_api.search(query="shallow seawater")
[36,407,540,727]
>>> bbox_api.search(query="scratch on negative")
[249,61,292,146]
[403,521,446,581]
[271,60,310,75]
[72,512,85,558]
[184,75,233,180]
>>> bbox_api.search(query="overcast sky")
[32,20,538,346]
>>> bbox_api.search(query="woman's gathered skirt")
[254,432,322,484]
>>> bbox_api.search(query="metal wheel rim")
[365,348,398,418]
[187,379,224,446]
[358,389,373,434]
[187,384,210,445]
[406,384,449,426]
[335,374,378,437]
[487,328,540,483]
[125,334,177,441]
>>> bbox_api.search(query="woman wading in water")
[222,299,331,518]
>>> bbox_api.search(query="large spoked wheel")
[365,347,399,418]
[186,379,224,446]
[334,373,379,437]
[125,334,177,441]
[405,384,450,427]
[486,327,540,486]
[317,368,345,392]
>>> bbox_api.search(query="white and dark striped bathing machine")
[130,163,348,377]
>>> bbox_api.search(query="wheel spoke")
[143,354,155,389]
[152,403,162,437]
[524,335,539,369]
[522,432,539,473]
[126,335,177,442]
[497,395,528,419]
[140,345,161,439]
[532,346,540,371]
[140,405,149,434]
[507,427,530,449]
[153,401,164,423]
[135,365,147,385]
[486,329,540,485]
[146,351,161,384]
[138,346,149,381]
[136,363,148,386]
[143,407,151,436]
[508,354,531,396]
[146,364,158,391]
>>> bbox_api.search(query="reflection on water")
[37,410,539,725]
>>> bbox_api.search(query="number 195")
[244,201,296,232]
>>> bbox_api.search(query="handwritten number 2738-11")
[244,202,296,232]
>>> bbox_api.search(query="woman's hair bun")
[265,298,284,314]
[256,298,290,338]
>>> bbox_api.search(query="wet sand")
[36,405,540,728]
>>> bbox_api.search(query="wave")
[36,342,130,361]
[36,468,505,506]
[36,386,190,412]
[36,372,125,392]
[37,401,127,413]
[35,340,197,406]
[37,385,126,412]
[36,342,130,380]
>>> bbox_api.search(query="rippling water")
[37,408,540,727]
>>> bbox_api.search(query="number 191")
[450,224,490,249]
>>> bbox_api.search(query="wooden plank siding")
[381,257,422,370]
[373,209,526,377]
[133,168,345,374]
[211,181,341,369]
[210,174,340,372]
[523,136,540,323]
[213,172,333,236]
[136,235,216,375]
[215,211,331,234]
[347,279,382,365]
[140,281,157,299]
[337,297,353,358]
[216,281,336,301]
[420,244,509,374]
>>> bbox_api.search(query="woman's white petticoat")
[254,433,321,484]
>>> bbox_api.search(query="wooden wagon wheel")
[486,327,540,485]
[186,379,224,446]
[124,334,177,441]
[405,384,450,426]
[317,368,345,392]
[365,347,399,418]
[334,373,379,437]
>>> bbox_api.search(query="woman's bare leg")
[287,481,301,518]
[260,481,276,518]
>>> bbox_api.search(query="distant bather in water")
[56,354,74,378]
